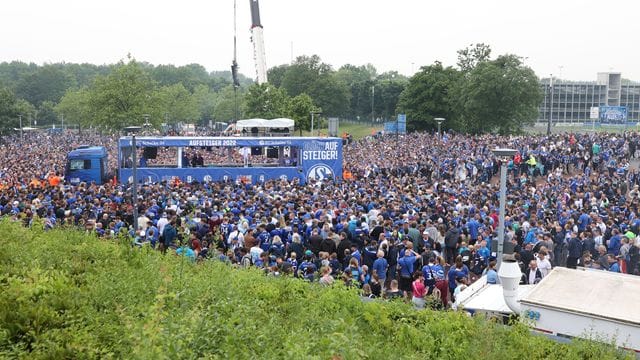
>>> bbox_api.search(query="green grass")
[0,220,632,359]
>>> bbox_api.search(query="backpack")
[471,252,486,275]
[241,254,253,267]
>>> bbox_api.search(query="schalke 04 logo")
[307,164,334,181]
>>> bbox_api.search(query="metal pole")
[371,85,375,125]
[497,160,507,269]
[437,122,442,139]
[19,114,23,140]
[311,112,314,136]
[547,75,553,135]
[234,85,238,124]
[131,134,138,232]
[396,115,399,147]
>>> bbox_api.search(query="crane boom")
[249,0,268,84]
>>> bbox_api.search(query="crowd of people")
[2,129,640,310]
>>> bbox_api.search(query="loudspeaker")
[251,147,262,156]
[266,147,279,159]
[143,147,157,159]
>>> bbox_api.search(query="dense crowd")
[2,129,640,309]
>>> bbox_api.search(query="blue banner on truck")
[118,136,342,184]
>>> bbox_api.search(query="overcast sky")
[3,0,638,81]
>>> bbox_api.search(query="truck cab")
[66,145,109,185]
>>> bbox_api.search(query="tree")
[244,83,289,119]
[87,59,159,130]
[374,72,408,121]
[213,85,246,122]
[192,84,217,124]
[335,64,377,119]
[307,74,349,118]
[15,65,76,106]
[280,55,349,117]
[14,99,36,127]
[150,63,210,92]
[286,93,317,133]
[456,55,542,134]
[36,100,58,126]
[155,83,199,124]
[457,43,492,73]
[396,62,462,131]
[55,88,91,129]
[267,64,290,88]
[0,61,38,89]
[0,87,20,135]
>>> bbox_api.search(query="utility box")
[328,117,339,137]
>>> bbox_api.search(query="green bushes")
[0,220,632,359]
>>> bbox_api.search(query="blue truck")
[66,146,109,185]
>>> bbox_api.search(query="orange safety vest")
[48,175,61,187]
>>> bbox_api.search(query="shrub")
[0,220,632,359]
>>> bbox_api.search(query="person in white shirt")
[536,249,552,278]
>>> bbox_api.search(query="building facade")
[538,72,640,123]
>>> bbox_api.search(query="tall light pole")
[396,114,399,147]
[371,84,375,125]
[310,111,322,136]
[492,148,517,270]
[434,117,445,139]
[124,126,142,232]
[18,114,23,141]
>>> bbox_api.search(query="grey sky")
[3,0,638,81]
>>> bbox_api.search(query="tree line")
[0,44,542,135]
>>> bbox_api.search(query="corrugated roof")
[521,267,640,326]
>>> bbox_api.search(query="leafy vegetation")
[0,220,631,359]
[1,44,543,135]
[398,43,543,134]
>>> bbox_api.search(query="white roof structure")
[456,276,535,314]
[235,118,294,130]
[521,267,640,326]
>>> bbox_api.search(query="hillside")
[0,220,630,359]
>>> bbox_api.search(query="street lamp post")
[18,114,23,141]
[371,84,375,126]
[492,148,517,270]
[124,126,142,232]
[434,117,445,139]
[310,111,322,136]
